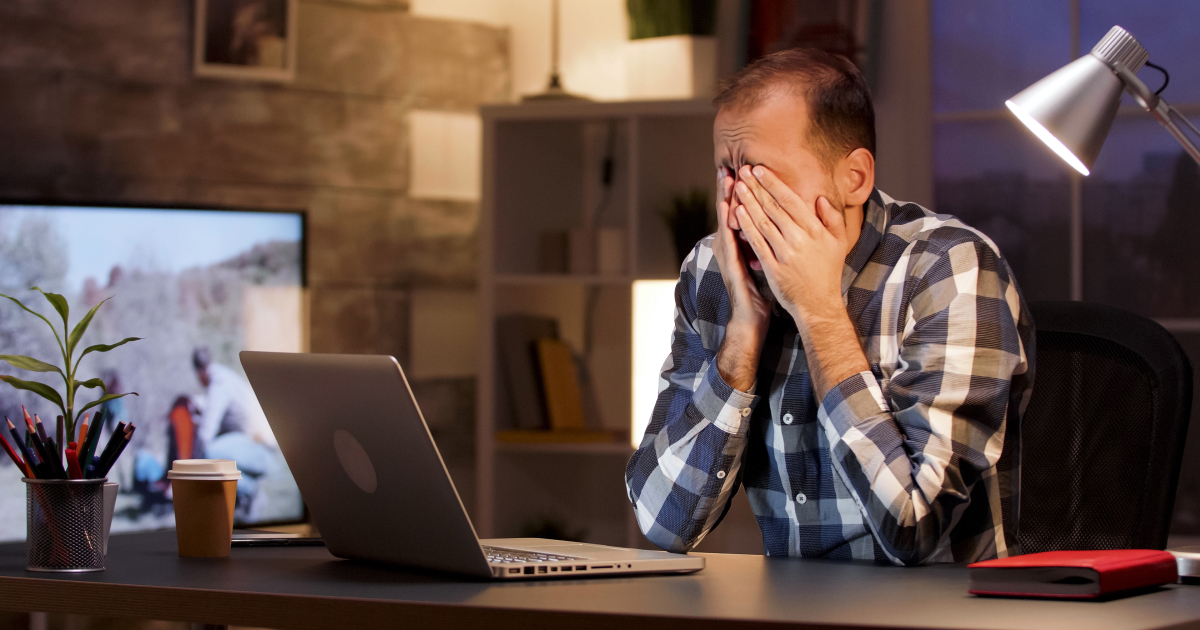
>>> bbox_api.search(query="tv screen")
[0,203,306,541]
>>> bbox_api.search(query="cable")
[1145,61,1170,96]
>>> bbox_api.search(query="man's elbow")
[630,502,699,554]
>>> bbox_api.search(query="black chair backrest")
[1018,301,1192,553]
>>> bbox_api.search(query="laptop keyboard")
[484,546,583,564]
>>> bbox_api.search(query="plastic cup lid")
[167,459,242,481]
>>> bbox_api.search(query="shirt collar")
[840,188,888,295]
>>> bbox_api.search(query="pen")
[80,410,104,472]
[55,415,63,460]
[90,422,125,479]
[66,445,82,480]
[98,425,133,477]
[0,431,29,478]
[7,419,34,477]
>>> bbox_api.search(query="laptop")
[239,351,704,580]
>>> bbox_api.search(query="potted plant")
[0,287,140,572]
[661,188,716,267]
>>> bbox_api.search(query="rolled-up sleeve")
[817,238,1029,566]
[625,241,761,553]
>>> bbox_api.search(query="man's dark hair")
[713,48,875,167]
[192,347,212,371]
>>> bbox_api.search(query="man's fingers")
[737,165,790,220]
[735,204,778,268]
[734,181,788,253]
[815,196,845,239]
[749,165,824,233]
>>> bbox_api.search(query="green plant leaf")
[67,298,110,358]
[76,337,142,368]
[0,292,64,349]
[72,378,107,400]
[0,354,63,375]
[75,392,138,423]
[0,375,65,409]
[30,287,69,328]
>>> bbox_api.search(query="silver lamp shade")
[1006,26,1149,176]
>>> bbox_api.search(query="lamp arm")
[1113,62,1200,166]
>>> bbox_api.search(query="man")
[191,347,279,519]
[625,48,1034,566]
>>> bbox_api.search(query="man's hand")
[713,173,771,392]
[731,165,850,322]
[732,165,868,399]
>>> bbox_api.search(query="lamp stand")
[1113,63,1200,166]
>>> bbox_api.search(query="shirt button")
[740,407,751,417]
[716,471,726,479]
[795,492,807,504]
[783,413,794,425]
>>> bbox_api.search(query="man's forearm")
[796,308,870,402]
[716,321,765,392]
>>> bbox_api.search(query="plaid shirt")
[625,189,1034,566]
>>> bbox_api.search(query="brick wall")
[0,0,505,509]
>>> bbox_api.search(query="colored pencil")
[7,419,34,477]
[65,446,82,479]
[42,438,66,479]
[80,410,105,471]
[33,414,48,445]
[0,431,28,478]
[55,415,63,460]
[22,408,36,440]
[26,426,57,478]
[77,414,89,448]
[98,426,133,477]
[89,422,125,479]
[26,432,46,478]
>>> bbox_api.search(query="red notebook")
[968,550,1178,599]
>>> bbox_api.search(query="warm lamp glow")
[631,280,676,449]
[1005,99,1091,176]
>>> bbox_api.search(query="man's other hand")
[713,172,771,392]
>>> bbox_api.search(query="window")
[932,0,1200,533]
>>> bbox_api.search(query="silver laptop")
[239,351,704,580]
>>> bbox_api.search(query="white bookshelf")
[477,99,717,547]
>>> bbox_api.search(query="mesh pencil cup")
[24,477,107,572]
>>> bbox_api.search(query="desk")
[0,531,1198,630]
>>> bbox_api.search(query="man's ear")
[838,147,875,208]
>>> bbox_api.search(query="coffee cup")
[167,459,241,558]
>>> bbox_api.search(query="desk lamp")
[1006,26,1200,175]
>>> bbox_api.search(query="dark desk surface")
[1,531,1198,630]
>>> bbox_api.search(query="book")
[495,315,559,431]
[968,550,1178,599]
[535,338,586,431]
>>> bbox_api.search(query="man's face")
[713,90,841,294]
[196,367,211,388]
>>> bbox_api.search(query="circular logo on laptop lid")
[333,429,377,493]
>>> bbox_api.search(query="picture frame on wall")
[193,0,298,82]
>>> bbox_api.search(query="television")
[0,202,306,541]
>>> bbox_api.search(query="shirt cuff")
[693,361,760,435]
[817,370,891,437]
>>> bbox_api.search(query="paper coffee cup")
[168,459,241,558]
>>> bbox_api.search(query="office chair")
[1018,301,1193,553]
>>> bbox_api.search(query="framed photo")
[193,0,297,82]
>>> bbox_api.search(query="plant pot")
[25,477,108,572]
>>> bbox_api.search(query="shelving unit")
[477,99,717,547]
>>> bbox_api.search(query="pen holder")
[24,477,108,573]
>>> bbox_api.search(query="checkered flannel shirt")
[625,189,1035,566]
